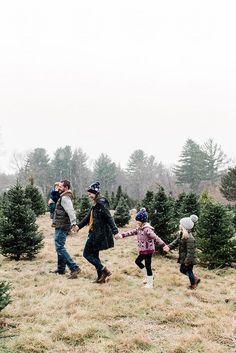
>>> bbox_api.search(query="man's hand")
[71,225,79,233]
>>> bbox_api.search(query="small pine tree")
[149,186,176,244]
[179,192,200,218]
[0,183,44,260]
[76,194,91,220]
[0,281,11,312]
[110,191,116,210]
[142,191,154,213]
[104,190,111,208]
[25,184,46,216]
[113,196,131,227]
[114,185,123,209]
[196,200,236,269]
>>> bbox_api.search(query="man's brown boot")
[67,267,80,279]
[97,267,111,283]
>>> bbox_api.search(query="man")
[77,181,119,283]
[50,179,80,279]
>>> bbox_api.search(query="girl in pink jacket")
[115,208,169,288]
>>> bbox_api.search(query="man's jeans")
[54,228,78,273]
[83,232,103,271]
[180,264,196,285]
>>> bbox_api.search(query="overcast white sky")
[0,1,236,173]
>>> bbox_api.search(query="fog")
[0,1,236,173]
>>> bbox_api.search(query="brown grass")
[0,213,235,353]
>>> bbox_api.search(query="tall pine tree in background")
[149,186,176,243]
[174,139,208,192]
[93,154,117,194]
[0,183,44,260]
[25,177,46,216]
[220,166,236,201]
[196,200,236,268]
[113,196,131,227]
[0,281,11,312]
[202,139,229,184]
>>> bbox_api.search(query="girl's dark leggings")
[180,264,196,285]
[135,253,153,276]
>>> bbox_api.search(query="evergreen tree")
[0,281,11,312]
[174,139,208,192]
[179,192,200,218]
[104,190,110,208]
[149,186,176,244]
[18,148,51,196]
[110,191,116,210]
[25,179,46,216]
[71,148,92,197]
[142,190,154,213]
[51,146,73,181]
[76,193,91,220]
[196,200,236,268]
[202,139,229,184]
[93,154,117,193]
[220,166,236,201]
[0,183,44,260]
[174,192,187,221]
[114,185,123,209]
[113,196,131,227]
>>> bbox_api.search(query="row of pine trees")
[0,181,236,312]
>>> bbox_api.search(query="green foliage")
[51,146,73,182]
[0,182,44,260]
[104,190,110,208]
[93,154,117,193]
[174,139,208,192]
[76,194,91,221]
[110,191,116,210]
[126,149,159,200]
[175,192,200,219]
[25,184,46,216]
[196,200,236,268]
[0,281,11,312]
[113,196,131,227]
[202,139,228,184]
[114,185,123,209]
[71,148,92,197]
[149,186,176,244]
[220,166,236,201]
[142,190,154,213]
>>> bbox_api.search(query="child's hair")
[181,227,190,239]
[54,182,60,187]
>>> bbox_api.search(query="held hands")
[71,225,79,233]
[163,245,170,252]
[114,233,123,240]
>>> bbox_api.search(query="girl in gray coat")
[168,217,200,289]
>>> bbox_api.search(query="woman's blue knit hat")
[135,207,148,222]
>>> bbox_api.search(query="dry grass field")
[0,212,235,353]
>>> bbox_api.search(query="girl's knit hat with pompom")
[135,207,148,222]
[180,217,194,230]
